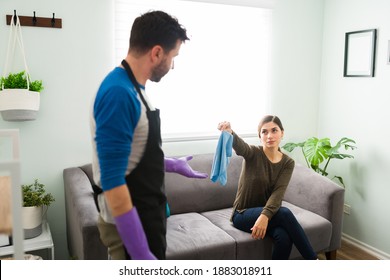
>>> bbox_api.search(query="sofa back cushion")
[164,153,242,215]
[284,162,344,219]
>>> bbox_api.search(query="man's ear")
[151,45,163,62]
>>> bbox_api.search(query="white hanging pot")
[1,15,42,122]
[0,89,40,121]
[22,206,43,239]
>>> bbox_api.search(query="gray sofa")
[63,153,344,260]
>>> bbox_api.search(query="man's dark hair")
[129,10,189,54]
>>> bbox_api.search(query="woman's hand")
[218,121,233,134]
[251,214,269,240]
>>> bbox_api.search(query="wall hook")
[6,11,62,28]
[51,13,55,27]
[33,11,37,26]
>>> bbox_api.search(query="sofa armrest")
[284,163,345,252]
[63,166,107,260]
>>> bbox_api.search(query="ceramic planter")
[22,206,43,239]
[0,89,40,121]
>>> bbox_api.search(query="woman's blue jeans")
[232,207,317,260]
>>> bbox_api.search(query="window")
[115,0,272,141]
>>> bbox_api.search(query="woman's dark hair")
[257,115,284,136]
[129,10,189,54]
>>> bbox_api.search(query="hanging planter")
[0,89,40,121]
[0,72,43,121]
[0,15,44,122]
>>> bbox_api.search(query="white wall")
[319,0,390,257]
[270,0,324,143]
[0,0,114,259]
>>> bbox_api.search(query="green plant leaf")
[303,137,331,168]
[332,176,346,188]
[0,71,44,92]
[327,137,356,159]
[30,80,44,92]
[281,142,305,152]
[281,136,356,188]
[22,179,55,207]
[330,153,354,160]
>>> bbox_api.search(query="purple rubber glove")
[114,207,157,260]
[164,156,208,179]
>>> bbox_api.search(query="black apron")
[92,60,167,260]
[121,59,167,260]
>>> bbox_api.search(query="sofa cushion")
[166,212,236,260]
[165,154,242,215]
[201,208,273,259]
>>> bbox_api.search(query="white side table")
[0,222,54,260]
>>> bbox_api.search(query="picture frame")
[343,29,377,77]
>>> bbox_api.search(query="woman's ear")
[258,132,263,144]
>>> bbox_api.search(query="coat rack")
[6,10,62,29]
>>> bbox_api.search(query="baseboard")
[342,233,390,260]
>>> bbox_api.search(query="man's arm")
[104,185,156,260]
[104,184,132,216]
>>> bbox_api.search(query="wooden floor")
[318,239,379,260]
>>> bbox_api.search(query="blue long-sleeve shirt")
[91,67,150,191]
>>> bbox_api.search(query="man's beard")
[150,59,170,82]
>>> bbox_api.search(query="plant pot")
[22,206,43,239]
[0,89,40,121]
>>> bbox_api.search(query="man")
[90,11,206,260]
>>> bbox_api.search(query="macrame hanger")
[3,13,31,90]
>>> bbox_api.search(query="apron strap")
[79,166,102,212]
[121,59,151,111]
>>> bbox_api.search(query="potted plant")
[282,137,357,187]
[0,71,44,121]
[21,179,54,239]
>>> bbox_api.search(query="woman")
[218,115,317,260]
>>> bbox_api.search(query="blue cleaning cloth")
[210,131,233,186]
